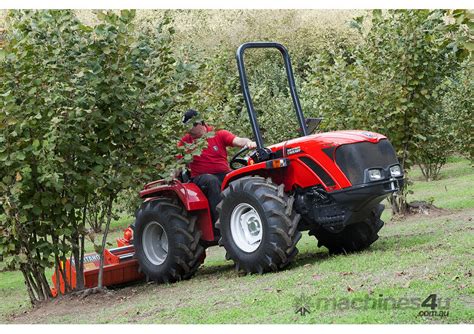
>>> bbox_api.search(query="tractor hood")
[270,130,387,151]
[224,129,399,194]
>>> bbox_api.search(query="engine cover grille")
[335,139,398,186]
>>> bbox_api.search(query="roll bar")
[236,42,308,149]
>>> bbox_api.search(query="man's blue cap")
[182,109,199,124]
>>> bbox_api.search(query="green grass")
[407,158,474,210]
[1,158,473,324]
[379,157,473,222]
[0,270,30,320]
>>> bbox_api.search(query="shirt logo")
[213,145,219,152]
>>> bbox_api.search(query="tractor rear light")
[368,169,383,181]
[390,165,402,177]
[266,158,290,169]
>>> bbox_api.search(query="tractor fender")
[221,162,269,190]
[139,180,214,241]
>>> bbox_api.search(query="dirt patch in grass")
[7,289,116,323]
[406,201,449,216]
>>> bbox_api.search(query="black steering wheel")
[230,146,250,170]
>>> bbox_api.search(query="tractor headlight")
[390,165,402,177]
[368,169,383,181]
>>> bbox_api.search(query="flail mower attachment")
[50,227,142,296]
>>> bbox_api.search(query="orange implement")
[51,227,143,296]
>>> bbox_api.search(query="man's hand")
[233,137,257,149]
[246,139,257,149]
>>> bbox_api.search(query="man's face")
[189,120,206,138]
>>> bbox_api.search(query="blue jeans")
[192,172,228,224]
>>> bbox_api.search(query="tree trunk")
[97,195,114,289]
[78,233,85,289]
[22,268,38,305]
[73,194,88,291]
[20,263,51,305]
[389,190,408,215]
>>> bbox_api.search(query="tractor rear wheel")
[216,176,301,274]
[134,199,205,283]
[309,206,384,254]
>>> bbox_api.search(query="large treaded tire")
[133,199,205,283]
[216,176,301,274]
[309,206,384,254]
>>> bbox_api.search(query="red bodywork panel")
[139,180,214,241]
[222,130,387,192]
[136,130,386,245]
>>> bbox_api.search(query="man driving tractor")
[178,109,257,225]
[131,43,403,285]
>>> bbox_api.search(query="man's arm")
[232,136,257,149]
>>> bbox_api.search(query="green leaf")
[0,90,11,97]
[63,228,72,237]
[92,165,103,173]
[32,139,40,149]
[372,9,382,17]
[465,42,474,52]
[32,206,42,216]
[16,152,26,160]
[416,134,427,141]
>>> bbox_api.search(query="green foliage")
[303,9,472,209]
[356,9,471,182]
[0,9,194,303]
[440,60,473,163]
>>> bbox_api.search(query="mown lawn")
[1,157,472,324]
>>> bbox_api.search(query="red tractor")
[133,42,404,283]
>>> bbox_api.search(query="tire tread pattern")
[134,198,204,283]
[309,209,384,255]
[216,176,301,274]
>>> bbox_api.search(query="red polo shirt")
[179,126,236,177]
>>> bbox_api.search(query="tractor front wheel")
[216,176,301,274]
[134,199,205,283]
[309,205,384,254]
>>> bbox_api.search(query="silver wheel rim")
[142,221,168,265]
[230,203,263,253]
